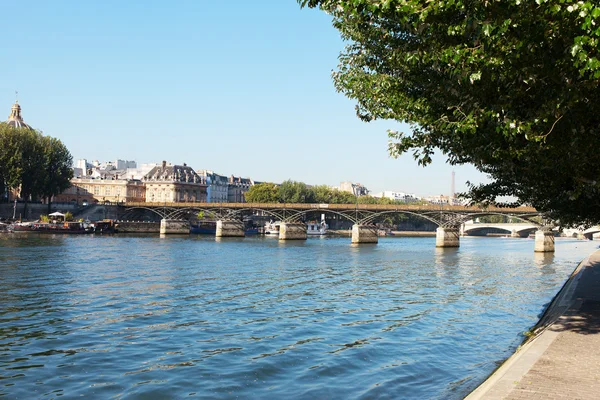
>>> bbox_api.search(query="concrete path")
[467,250,600,400]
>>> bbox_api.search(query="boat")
[263,218,328,236]
[190,221,217,234]
[264,221,280,236]
[191,220,261,235]
[93,219,115,233]
[10,221,94,234]
[307,221,327,236]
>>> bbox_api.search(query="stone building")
[228,175,253,203]
[339,181,369,197]
[54,177,146,205]
[5,100,33,130]
[143,161,207,203]
[198,170,229,203]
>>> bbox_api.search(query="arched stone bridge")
[461,221,540,238]
[118,202,554,252]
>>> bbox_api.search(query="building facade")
[143,161,207,203]
[372,191,420,203]
[339,181,369,197]
[198,170,229,203]
[227,175,252,203]
[54,178,146,205]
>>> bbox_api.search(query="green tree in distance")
[299,0,600,226]
[278,180,314,203]
[245,182,280,203]
[0,124,73,218]
[39,136,74,214]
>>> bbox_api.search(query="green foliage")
[278,180,314,203]
[40,215,50,223]
[0,124,73,206]
[245,182,280,203]
[247,180,421,205]
[300,0,600,226]
[64,211,73,221]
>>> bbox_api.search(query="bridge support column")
[279,222,307,240]
[534,229,555,252]
[160,219,190,234]
[216,220,245,237]
[511,229,521,238]
[436,227,460,248]
[351,224,378,244]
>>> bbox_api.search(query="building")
[143,161,207,203]
[5,100,33,130]
[198,170,229,203]
[228,175,253,203]
[339,181,369,196]
[372,191,420,203]
[425,194,451,205]
[54,177,145,205]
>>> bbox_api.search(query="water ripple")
[0,235,596,399]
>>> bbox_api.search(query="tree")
[300,1,600,226]
[39,136,73,213]
[278,180,314,203]
[245,182,280,203]
[0,124,73,218]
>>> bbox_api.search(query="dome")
[5,101,33,130]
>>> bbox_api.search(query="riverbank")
[466,249,600,399]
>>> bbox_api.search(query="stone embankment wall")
[115,221,160,233]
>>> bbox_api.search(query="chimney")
[162,160,167,169]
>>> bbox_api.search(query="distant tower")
[451,170,456,199]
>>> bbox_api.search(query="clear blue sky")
[1,0,487,196]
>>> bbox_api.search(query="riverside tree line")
[245,180,425,205]
[0,123,73,217]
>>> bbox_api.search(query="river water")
[0,234,597,399]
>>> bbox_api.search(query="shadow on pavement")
[551,301,600,335]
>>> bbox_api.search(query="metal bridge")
[120,202,542,228]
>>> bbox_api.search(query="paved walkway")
[467,250,600,400]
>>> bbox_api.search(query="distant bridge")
[462,222,540,237]
[120,201,542,228]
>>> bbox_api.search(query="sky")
[0,0,488,197]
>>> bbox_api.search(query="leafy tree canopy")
[245,182,280,203]
[299,0,600,226]
[0,124,73,212]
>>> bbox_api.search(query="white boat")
[306,221,327,235]
[307,214,328,236]
[264,221,280,235]
[263,218,328,236]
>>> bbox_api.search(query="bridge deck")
[124,202,537,214]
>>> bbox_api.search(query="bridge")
[461,222,540,238]
[118,202,555,252]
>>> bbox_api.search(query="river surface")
[0,234,597,399]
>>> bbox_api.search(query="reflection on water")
[0,235,596,399]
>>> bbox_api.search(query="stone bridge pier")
[436,227,460,248]
[160,219,190,234]
[216,220,245,237]
[534,229,555,252]
[279,222,307,240]
[351,224,378,244]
